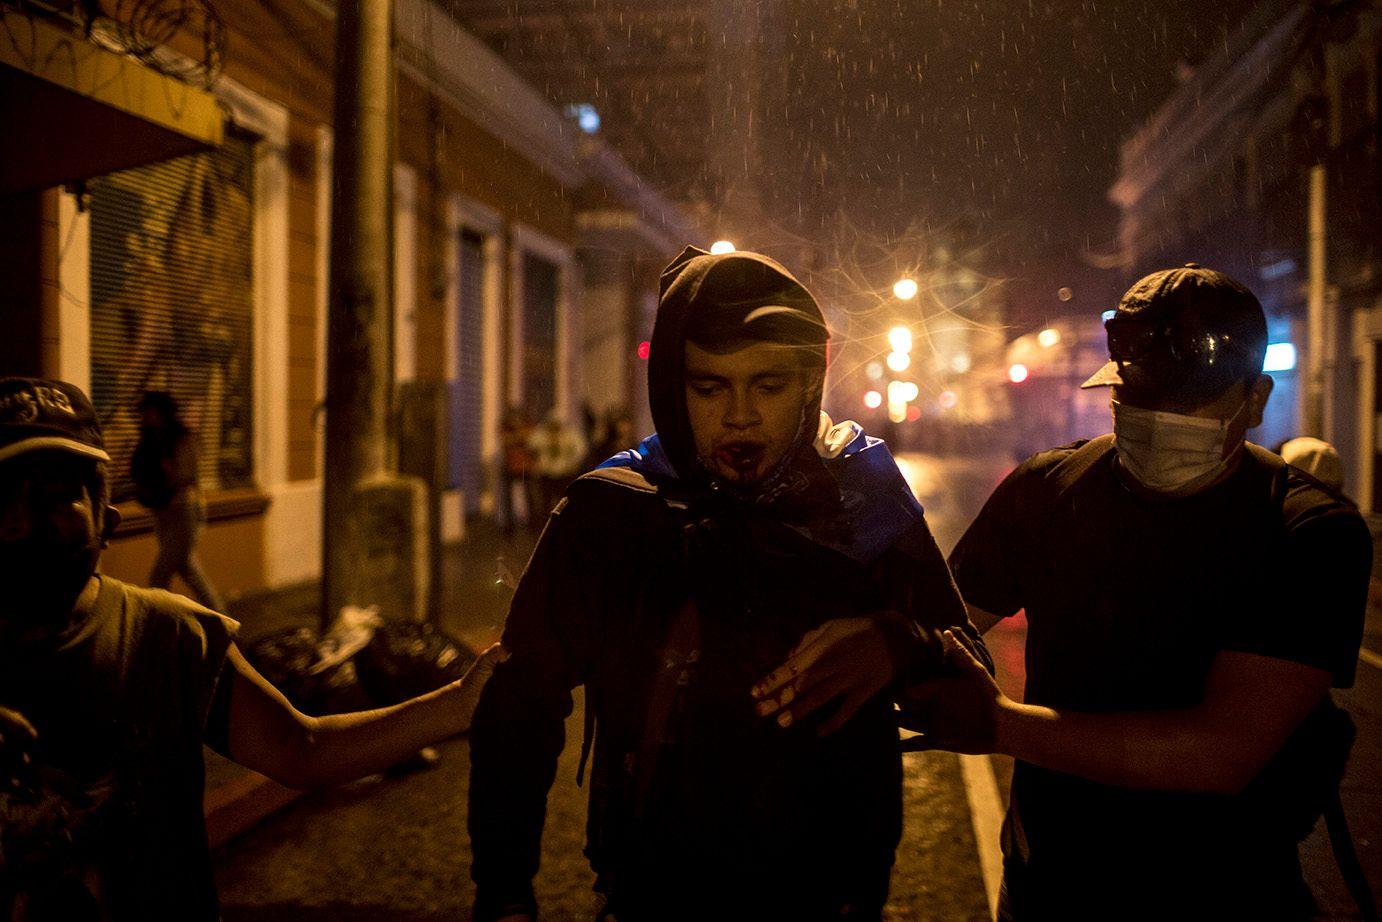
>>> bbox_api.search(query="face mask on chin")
[1111,398,1248,495]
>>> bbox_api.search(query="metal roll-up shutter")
[449,228,486,508]
[521,251,558,422]
[88,131,256,504]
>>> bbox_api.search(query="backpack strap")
[572,464,693,791]
[1048,434,1116,499]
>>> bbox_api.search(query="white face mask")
[1111,398,1246,495]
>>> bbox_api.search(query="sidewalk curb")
[206,768,302,849]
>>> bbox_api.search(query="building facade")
[1110,0,1380,505]
[2,0,697,605]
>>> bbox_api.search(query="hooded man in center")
[468,246,991,921]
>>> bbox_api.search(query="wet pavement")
[213,451,1382,920]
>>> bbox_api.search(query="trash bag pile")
[245,607,476,716]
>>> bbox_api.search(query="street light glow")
[866,361,885,381]
[888,380,919,403]
[887,326,913,353]
[1038,328,1061,348]
[1009,363,1029,383]
[893,278,919,300]
[863,389,883,409]
[886,351,911,372]
[938,389,958,409]
[710,240,736,255]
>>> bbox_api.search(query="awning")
[0,9,225,195]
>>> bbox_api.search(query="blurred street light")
[888,380,919,403]
[949,353,972,374]
[887,326,913,353]
[1008,363,1030,383]
[938,389,958,409]
[710,240,736,254]
[864,390,883,409]
[1038,328,1061,348]
[893,278,919,300]
[866,361,885,380]
[886,351,911,372]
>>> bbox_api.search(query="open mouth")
[714,442,766,476]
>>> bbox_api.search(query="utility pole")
[322,0,427,626]
[1304,163,1327,439]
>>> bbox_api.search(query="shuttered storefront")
[521,251,558,422]
[88,131,256,503]
[449,228,486,509]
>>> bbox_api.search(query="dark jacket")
[468,247,990,921]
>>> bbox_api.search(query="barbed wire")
[4,0,224,88]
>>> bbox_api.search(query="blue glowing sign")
[1263,342,1297,372]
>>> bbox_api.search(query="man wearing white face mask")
[900,264,1373,920]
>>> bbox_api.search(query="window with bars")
[522,252,558,422]
[88,131,257,504]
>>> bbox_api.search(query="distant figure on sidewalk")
[0,377,505,921]
[586,406,635,470]
[498,407,535,532]
[526,412,586,520]
[1279,436,1345,493]
[131,391,223,611]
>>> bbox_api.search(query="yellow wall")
[102,512,267,604]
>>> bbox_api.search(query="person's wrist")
[872,612,937,688]
[992,696,1029,758]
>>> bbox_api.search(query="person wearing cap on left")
[899,265,1372,920]
[0,377,506,921]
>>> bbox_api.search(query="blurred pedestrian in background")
[582,406,634,471]
[1280,436,1345,494]
[526,412,586,520]
[497,407,535,533]
[131,391,223,611]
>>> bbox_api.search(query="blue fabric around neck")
[596,428,923,563]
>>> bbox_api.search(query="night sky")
[755,0,1264,321]
[454,0,1268,323]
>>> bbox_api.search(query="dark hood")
[648,245,827,483]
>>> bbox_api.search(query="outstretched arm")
[221,642,505,790]
[903,632,1329,794]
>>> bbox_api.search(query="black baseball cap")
[1081,263,1268,404]
[0,378,110,465]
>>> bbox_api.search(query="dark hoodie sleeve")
[876,515,993,685]
[468,498,592,921]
